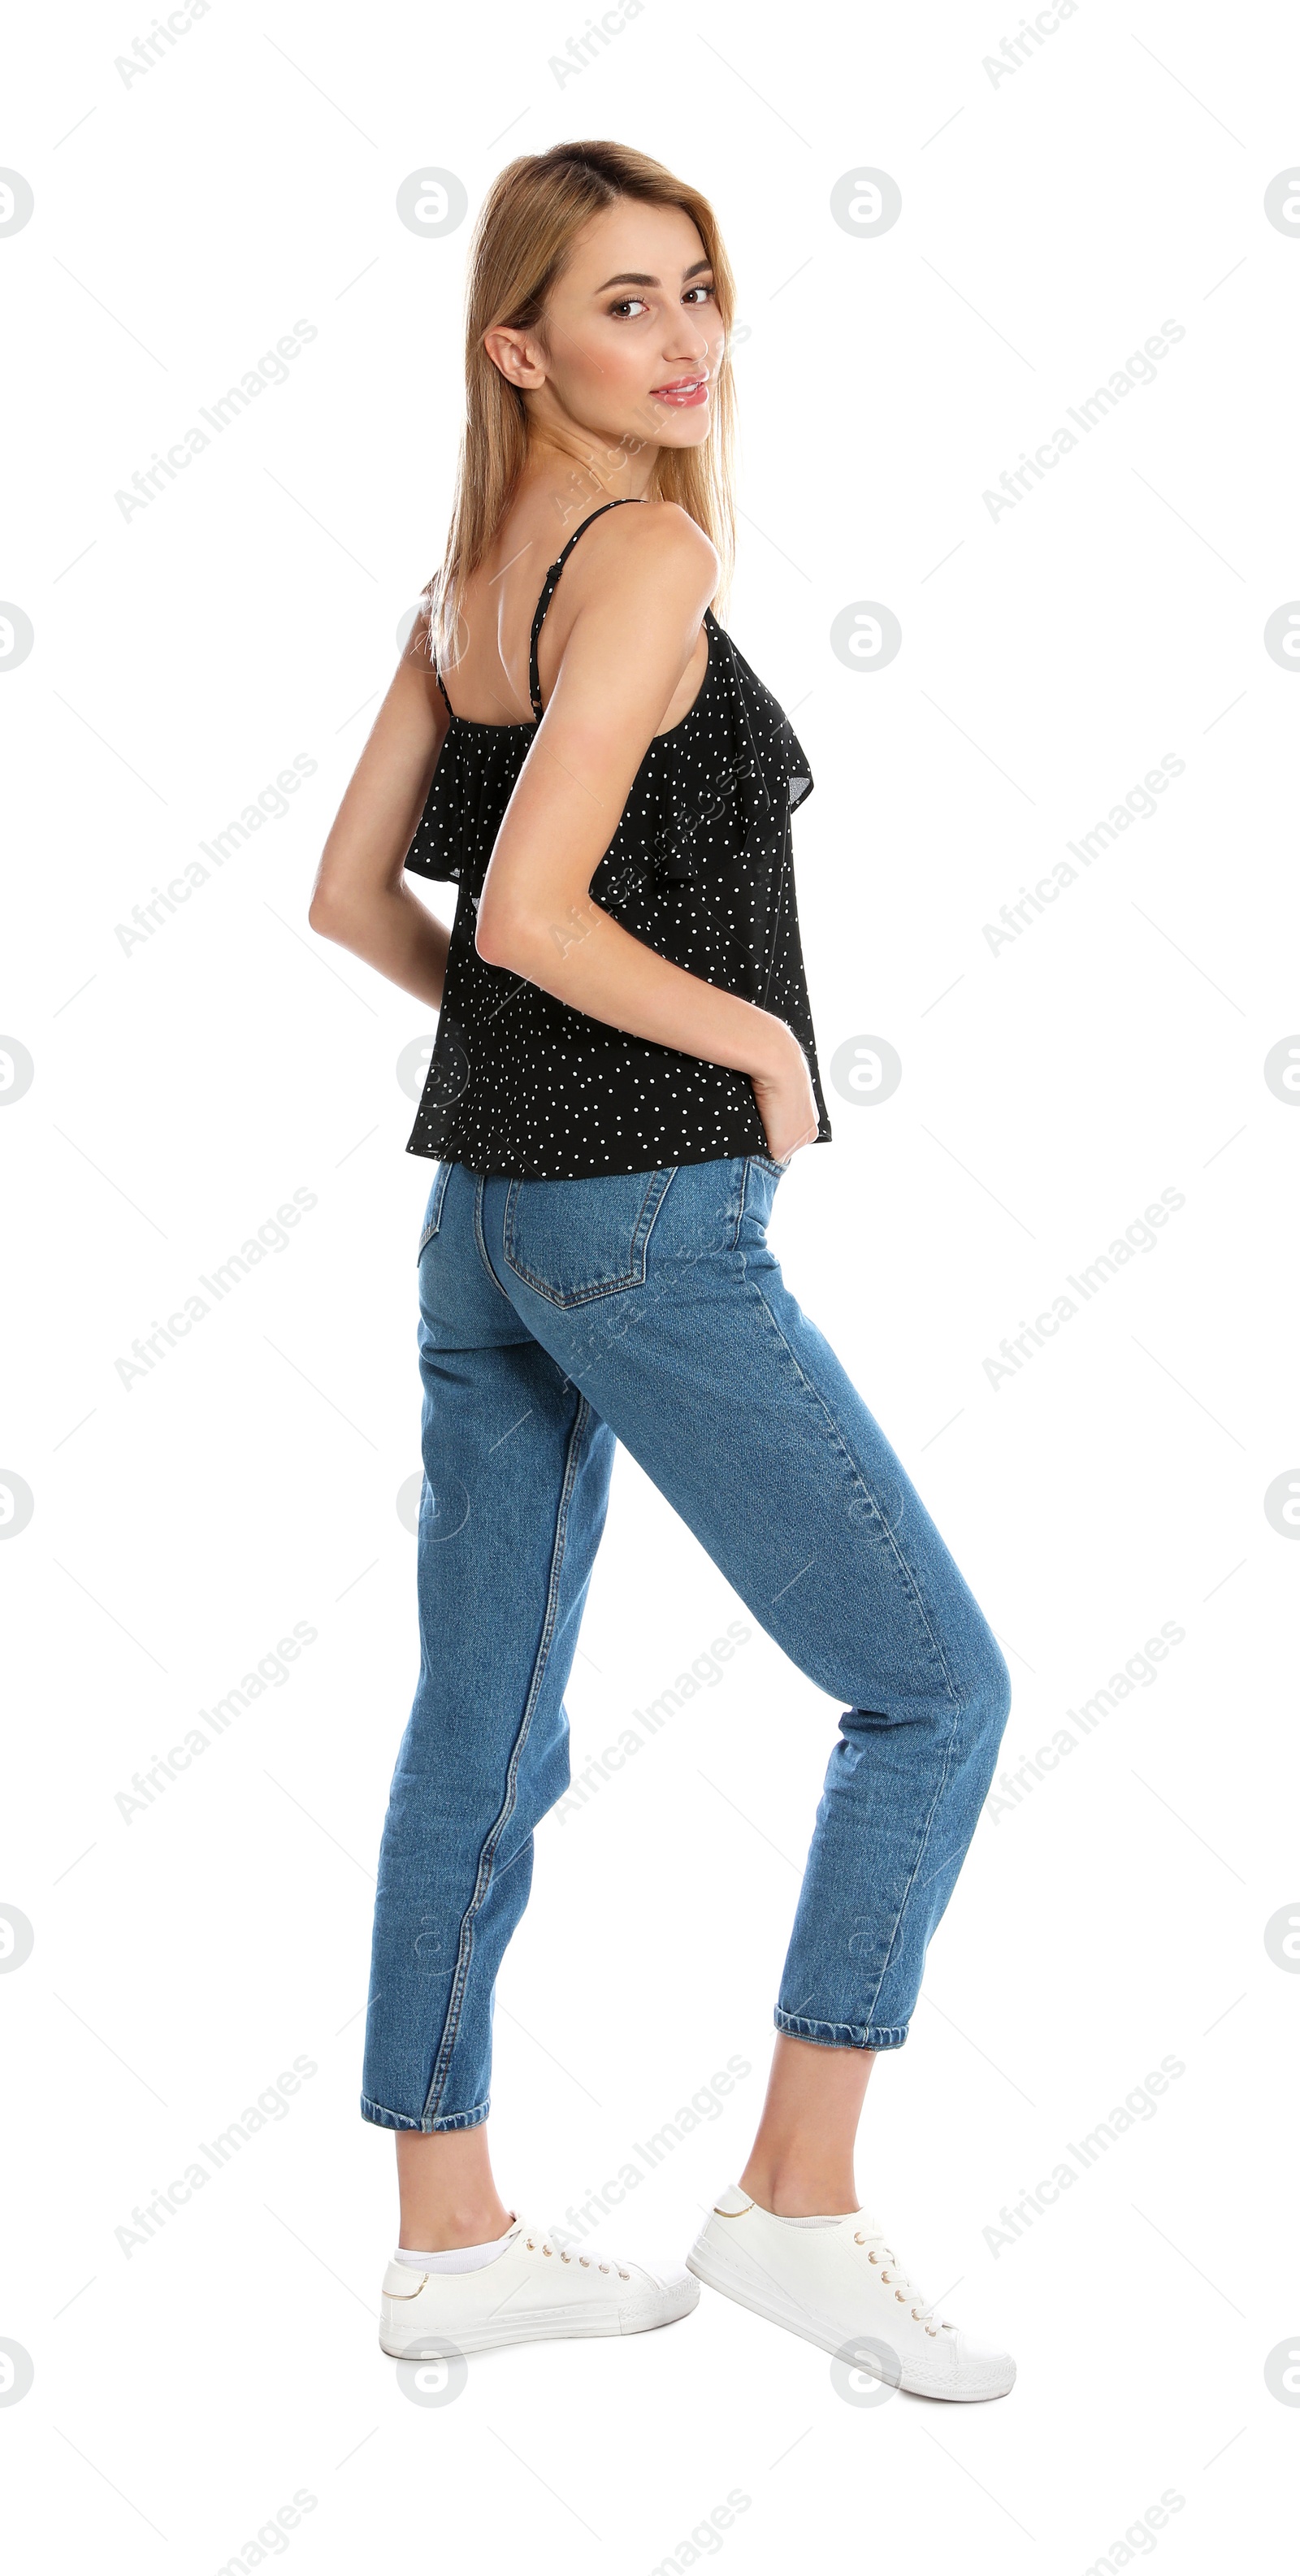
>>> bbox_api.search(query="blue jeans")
[362,1156,1012,2131]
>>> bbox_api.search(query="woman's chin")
[649,409,713,449]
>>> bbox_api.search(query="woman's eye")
[606,284,714,319]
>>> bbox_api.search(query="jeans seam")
[417,1160,453,1257]
[422,1385,594,2123]
[856,1713,964,2027]
[728,1156,753,1251]
[472,1170,514,1302]
[745,1272,968,2032]
[750,1273,962,1711]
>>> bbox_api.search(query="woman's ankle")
[737,2164,859,2218]
[397,2199,514,2252]
[737,2036,876,2218]
[393,2124,510,2249]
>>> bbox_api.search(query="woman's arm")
[307,609,453,1009]
[475,504,820,1160]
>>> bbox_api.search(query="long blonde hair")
[426,140,738,673]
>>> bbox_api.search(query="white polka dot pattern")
[403,526,832,1182]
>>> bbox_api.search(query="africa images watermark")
[549,2055,753,2253]
[112,1620,319,1824]
[546,748,761,958]
[113,1187,318,1391]
[982,0,1082,88]
[983,317,1185,522]
[552,1620,753,1824]
[1081,2489,1188,2575]
[214,2490,319,2576]
[548,0,646,86]
[112,2057,318,2257]
[982,2053,1186,2257]
[982,1185,1186,1391]
[649,2490,754,2576]
[115,753,318,958]
[113,319,318,523]
[115,0,214,87]
[982,752,1185,958]
[983,1618,1186,1824]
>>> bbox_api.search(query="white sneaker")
[379,2215,699,2358]
[686,2185,1015,2401]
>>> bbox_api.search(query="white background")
[2,1,1298,2567]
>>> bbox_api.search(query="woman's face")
[486,197,726,459]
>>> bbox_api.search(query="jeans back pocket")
[503,1168,676,1307]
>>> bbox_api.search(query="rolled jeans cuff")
[359,2093,490,2132]
[774,2007,910,2053]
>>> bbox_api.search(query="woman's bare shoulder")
[575,495,719,598]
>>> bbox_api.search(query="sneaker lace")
[521,2224,630,2282]
[853,2227,953,2335]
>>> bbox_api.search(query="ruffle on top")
[401,605,829,1181]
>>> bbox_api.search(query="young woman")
[310,140,1016,2401]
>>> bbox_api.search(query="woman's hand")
[749,1023,821,1164]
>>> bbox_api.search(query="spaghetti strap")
[527,497,644,720]
[432,661,455,718]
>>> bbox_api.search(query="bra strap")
[528,497,644,720]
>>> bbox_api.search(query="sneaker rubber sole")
[685,2236,1015,2401]
[380,2275,699,2357]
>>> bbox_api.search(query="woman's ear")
[483,325,547,390]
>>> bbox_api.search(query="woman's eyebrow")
[592,258,713,292]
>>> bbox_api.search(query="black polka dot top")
[403,497,832,1182]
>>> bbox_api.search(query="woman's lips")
[651,376,708,408]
